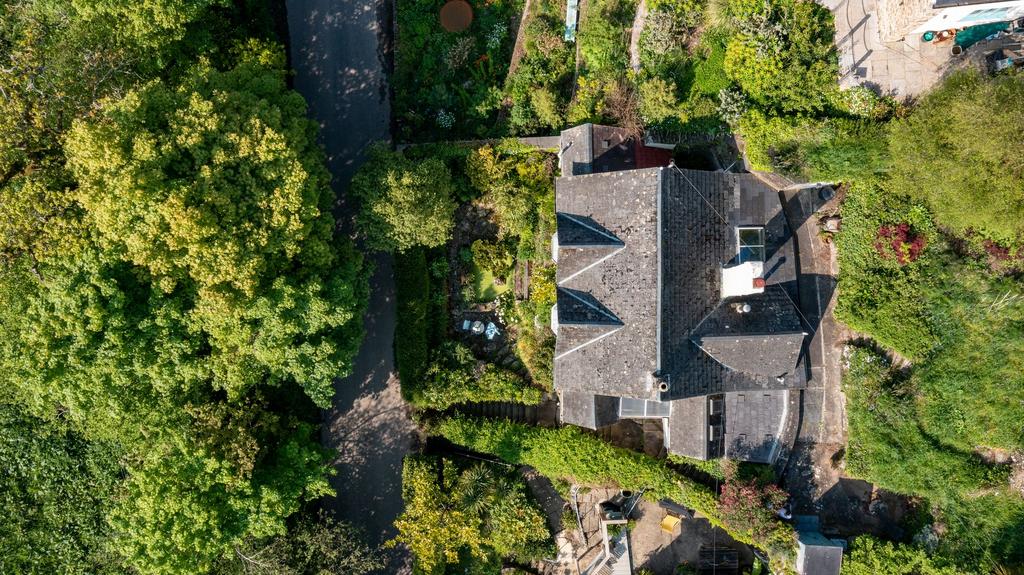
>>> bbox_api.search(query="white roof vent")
[721,261,765,299]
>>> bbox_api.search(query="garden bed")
[395,0,525,141]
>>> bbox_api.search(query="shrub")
[392,455,553,574]
[432,415,797,567]
[738,110,889,182]
[414,343,543,409]
[471,239,515,279]
[888,71,1024,246]
[395,248,431,390]
[843,536,968,575]
[724,0,838,113]
[833,183,938,359]
[349,145,457,252]
[718,479,789,543]
[874,223,927,265]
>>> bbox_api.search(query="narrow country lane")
[285,1,415,572]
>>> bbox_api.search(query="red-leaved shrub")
[874,223,927,265]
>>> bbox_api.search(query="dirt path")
[286,0,416,572]
[629,0,647,72]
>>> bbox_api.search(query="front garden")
[352,140,557,414]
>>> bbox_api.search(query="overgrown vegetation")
[433,415,799,570]
[394,0,523,140]
[0,1,374,573]
[889,71,1024,247]
[836,149,1024,570]
[385,141,556,410]
[391,455,554,574]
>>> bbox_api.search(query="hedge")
[431,415,797,568]
[395,248,430,391]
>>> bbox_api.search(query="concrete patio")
[826,0,950,97]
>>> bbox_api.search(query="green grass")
[836,182,1024,572]
[471,264,510,303]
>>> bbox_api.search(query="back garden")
[371,0,1024,573]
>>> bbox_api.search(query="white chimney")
[721,261,765,299]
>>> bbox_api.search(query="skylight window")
[738,227,765,263]
[619,398,672,418]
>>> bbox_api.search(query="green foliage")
[843,536,969,575]
[111,424,332,575]
[834,183,938,359]
[505,1,575,135]
[639,77,687,124]
[213,511,384,575]
[738,109,889,181]
[471,239,516,279]
[394,0,523,140]
[0,404,124,575]
[467,142,557,257]
[888,71,1024,245]
[578,0,634,74]
[724,0,838,113]
[350,145,457,253]
[413,343,543,409]
[938,496,1024,570]
[842,347,1002,504]
[0,55,367,574]
[395,248,432,391]
[392,456,553,574]
[667,454,727,481]
[718,478,788,543]
[432,415,797,566]
[70,0,228,48]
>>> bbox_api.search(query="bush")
[471,239,515,279]
[738,110,889,182]
[888,71,1024,245]
[843,536,969,575]
[724,0,838,113]
[395,248,431,391]
[392,455,553,574]
[834,183,938,359]
[432,415,797,568]
[414,343,543,409]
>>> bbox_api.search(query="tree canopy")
[0,52,368,575]
[349,145,457,252]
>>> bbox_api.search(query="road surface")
[285,0,415,571]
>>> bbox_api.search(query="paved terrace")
[826,0,949,97]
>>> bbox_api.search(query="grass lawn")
[471,263,510,302]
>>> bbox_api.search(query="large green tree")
[0,57,368,573]
[349,145,457,252]
[0,403,124,575]
[889,71,1024,245]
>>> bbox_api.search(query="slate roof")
[724,390,789,463]
[553,169,661,401]
[797,531,844,575]
[552,138,809,462]
[558,124,636,176]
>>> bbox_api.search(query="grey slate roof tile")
[551,133,810,463]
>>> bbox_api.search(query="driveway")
[285,0,416,572]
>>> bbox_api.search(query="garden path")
[286,0,416,572]
[629,0,647,72]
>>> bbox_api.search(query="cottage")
[552,124,809,464]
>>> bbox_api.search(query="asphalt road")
[285,0,415,571]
